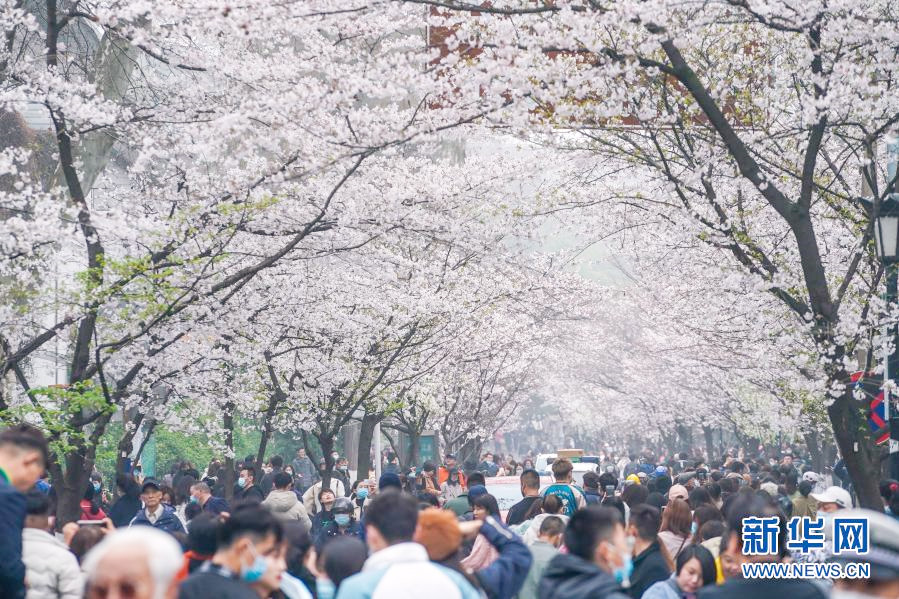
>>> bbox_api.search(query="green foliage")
[0,381,114,460]
[91,418,327,483]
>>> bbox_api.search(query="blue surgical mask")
[316,578,336,599]
[240,545,267,583]
[237,477,247,488]
[356,488,369,500]
[189,496,199,504]
[335,514,351,527]
[614,553,634,587]
[92,482,101,492]
[690,521,698,535]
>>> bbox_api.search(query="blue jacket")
[0,474,26,599]
[129,504,185,534]
[202,496,229,515]
[475,517,532,599]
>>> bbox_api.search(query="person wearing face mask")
[332,458,351,494]
[179,504,285,599]
[826,508,899,599]
[90,473,110,509]
[538,505,633,599]
[237,465,265,503]
[626,504,672,599]
[21,490,83,599]
[189,481,229,515]
[642,545,716,599]
[315,497,363,551]
[351,480,370,520]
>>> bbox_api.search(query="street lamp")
[862,188,899,481]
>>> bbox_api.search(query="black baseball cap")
[141,479,161,492]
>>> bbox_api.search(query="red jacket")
[79,500,106,521]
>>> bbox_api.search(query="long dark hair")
[473,493,500,518]
[676,544,716,588]
[82,484,101,515]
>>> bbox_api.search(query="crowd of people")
[2,423,899,599]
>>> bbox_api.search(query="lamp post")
[863,139,899,480]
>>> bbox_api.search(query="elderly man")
[130,479,185,534]
[82,527,183,599]
[189,481,229,515]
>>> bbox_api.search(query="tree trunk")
[317,432,334,491]
[116,410,144,480]
[356,412,380,482]
[457,438,481,469]
[223,403,236,501]
[675,422,691,454]
[256,392,282,466]
[803,429,825,474]
[57,449,92,526]
[302,430,316,462]
[828,386,882,510]
[408,430,421,469]
[702,426,715,461]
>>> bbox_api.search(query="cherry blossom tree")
[414,0,899,508]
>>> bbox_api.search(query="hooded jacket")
[336,542,480,599]
[263,489,312,531]
[538,553,630,599]
[21,528,83,599]
[129,503,185,534]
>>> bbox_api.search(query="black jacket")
[107,494,142,528]
[311,509,334,536]
[0,476,26,599]
[259,467,282,496]
[505,496,540,526]
[627,541,671,599]
[538,553,630,599]
[698,577,828,599]
[240,484,264,503]
[202,495,229,515]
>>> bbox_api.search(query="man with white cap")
[793,486,853,565]
[827,509,899,598]
[812,486,853,514]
